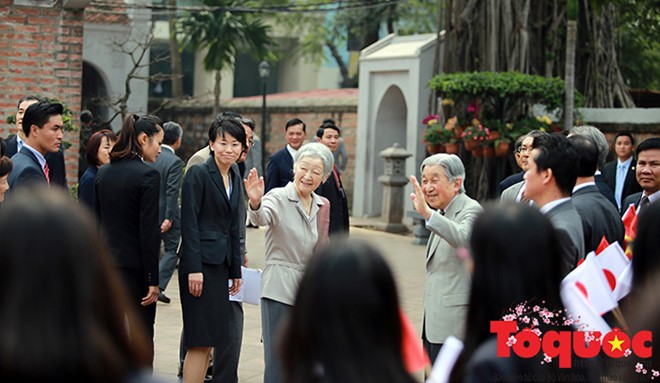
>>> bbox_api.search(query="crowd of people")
[0,94,659,383]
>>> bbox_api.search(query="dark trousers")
[261,298,291,383]
[179,301,244,383]
[158,221,180,292]
[119,267,157,366]
[422,319,443,367]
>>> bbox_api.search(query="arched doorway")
[365,85,407,217]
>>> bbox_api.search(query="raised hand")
[244,167,264,209]
[409,175,432,220]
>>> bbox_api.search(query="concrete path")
[152,225,427,382]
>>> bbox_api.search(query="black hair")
[0,156,12,178]
[316,121,341,139]
[0,137,5,157]
[615,131,634,146]
[0,187,151,381]
[568,135,599,177]
[322,118,336,125]
[285,117,306,133]
[207,118,247,155]
[632,201,660,292]
[110,114,162,161]
[216,111,242,121]
[21,101,64,137]
[162,121,183,146]
[636,137,660,157]
[281,240,416,383]
[86,130,118,167]
[16,95,41,109]
[531,133,579,196]
[449,203,565,383]
[241,118,255,131]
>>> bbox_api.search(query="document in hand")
[426,336,464,383]
[229,266,262,305]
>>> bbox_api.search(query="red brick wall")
[0,0,84,188]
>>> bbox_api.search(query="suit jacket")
[500,180,524,202]
[545,200,585,275]
[5,135,67,188]
[179,155,242,279]
[594,173,617,207]
[498,171,524,196]
[603,159,642,208]
[77,165,98,211]
[572,184,625,253]
[424,193,483,344]
[265,146,294,193]
[622,191,643,215]
[95,156,161,286]
[315,169,349,238]
[150,147,184,225]
[7,146,48,189]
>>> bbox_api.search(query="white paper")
[229,266,262,305]
[426,335,464,383]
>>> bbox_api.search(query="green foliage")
[617,0,660,90]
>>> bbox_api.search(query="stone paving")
[152,224,428,382]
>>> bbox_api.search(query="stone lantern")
[374,143,412,233]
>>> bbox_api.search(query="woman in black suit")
[94,114,163,365]
[78,129,117,210]
[179,117,245,383]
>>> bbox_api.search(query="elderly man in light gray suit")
[150,121,184,304]
[410,153,482,365]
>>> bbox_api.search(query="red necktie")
[332,165,345,198]
[43,163,50,185]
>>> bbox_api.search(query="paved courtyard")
[152,224,428,382]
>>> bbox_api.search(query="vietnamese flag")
[596,236,610,255]
[399,309,430,373]
[621,204,638,259]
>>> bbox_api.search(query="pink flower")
[533,305,540,312]
[506,336,517,347]
[624,349,632,357]
[543,354,552,364]
[636,363,644,373]
[521,316,530,324]
[502,314,516,322]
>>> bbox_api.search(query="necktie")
[638,195,650,216]
[615,164,625,208]
[43,163,50,185]
[332,165,344,198]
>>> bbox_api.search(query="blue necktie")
[614,164,625,209]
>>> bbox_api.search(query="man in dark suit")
[603,132,643,211]
[265,117,306,193]
[497,134,526,195]
[568,125,617,207]
[314,121,349,239]
[150,121,184,304]
[621,137,660,217]
[568,135,624,253]
[8,100,64,190]
[5,96,67,188]
[525,134,584,275]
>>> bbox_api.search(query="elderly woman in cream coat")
[244,142,333,383]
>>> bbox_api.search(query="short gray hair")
[569,125,609,169]
[294,142,334,179]
[162,121,183,146]
[420,153,466,193]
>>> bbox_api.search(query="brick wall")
[0,0,84,188]
[152,101,359,208]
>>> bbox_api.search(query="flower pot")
[454,126,465,139]
[495,141,511,157]
[464,139,478,151]
[471,146,483,157]
[426,143,445,154]
[489,131,501,140]
[444,143,460,154]
[482,145,495,158]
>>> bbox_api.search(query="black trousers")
[119,267,157,366]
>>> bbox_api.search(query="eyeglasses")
[517,146,532,154]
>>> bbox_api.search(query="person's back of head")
[632,201,660,292]
[111,113,163,162]
[569,125,609,170]
[162,121,183,146]
[568,135,599,177]
[0,187,151,381]
[281,240,415,383]
[450,203,565,382]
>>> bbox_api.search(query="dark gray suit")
[572,184,624,254]
[622,192,647,216]
[150,146,184,293]
[8,146,48,189]
[5,135,67,188]
[545,199,585,275]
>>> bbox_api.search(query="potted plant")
[461,119,491,153]
[422,114,454,154]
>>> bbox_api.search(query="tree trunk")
[213,70,221,117]
[564,19,577,130]
[429,0,444,114]
[168,0,183,98]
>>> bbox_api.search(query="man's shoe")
[158,291,171,304]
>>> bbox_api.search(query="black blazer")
[95,156,161,286]
[602,159,642,207]
[179,156,241,279]
[7,146,48,189]
[5,135,67,188]
[572,184,625,253]
[315,169,349,238]
[77,165,98,211]
[265,146,294,193]
[594,173,617,207]
[621,191,643,215]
